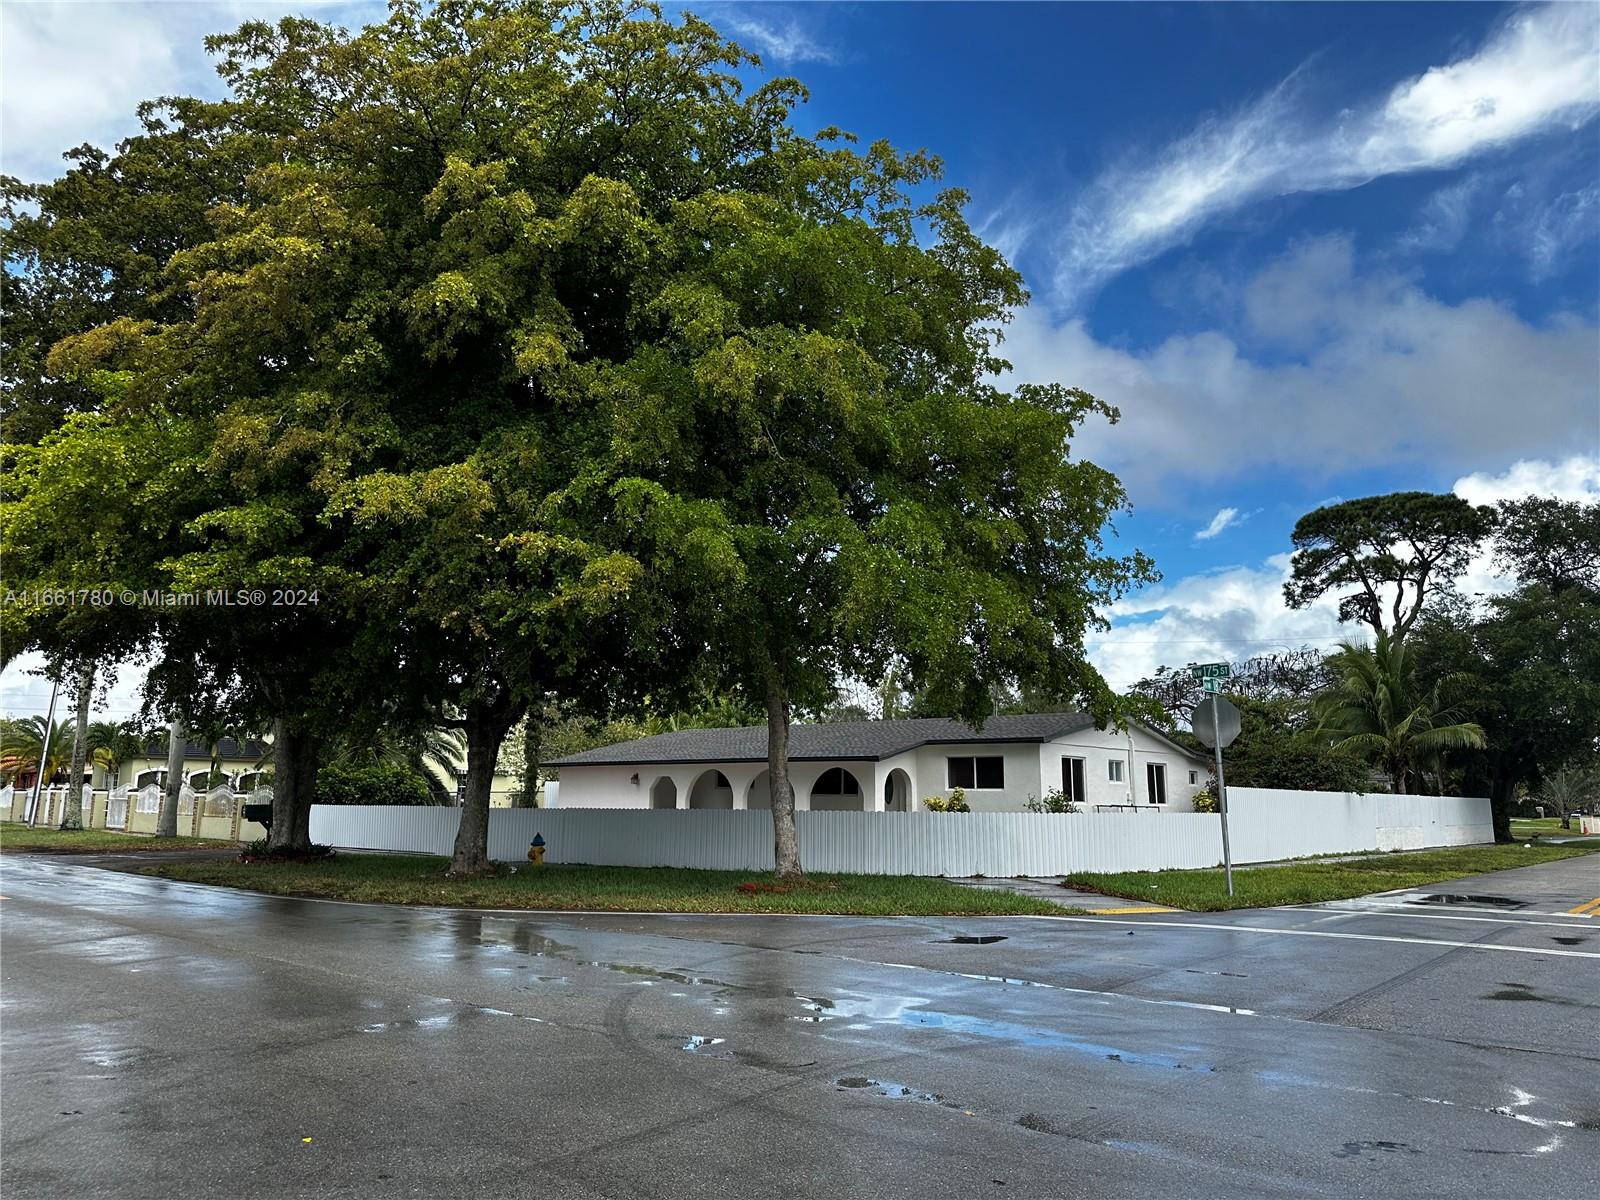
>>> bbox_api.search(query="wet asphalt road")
[2,854,1598,1200]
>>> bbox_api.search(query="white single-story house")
[550,714,1211,813]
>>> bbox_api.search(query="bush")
[924,788,970,812]
[1191,785,1218,813]
[315,761,438,806]
[1025,788,1079,814]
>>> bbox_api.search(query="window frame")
[812,767,859,796]
[1061,756,1087,805]
[1107,759,1124,783]
[1146,762,1168,805]
[946,755,1006,790]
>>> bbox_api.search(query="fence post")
[230,797,243,842]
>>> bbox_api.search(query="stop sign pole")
[1210,693,1234,897]
[1190,666,1239,896]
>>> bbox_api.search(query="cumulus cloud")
[1056,2,1600,302]
[0,1,378,182]
[1089,453,1600,690]
[1194,507,1242,541]
[1006,236,1599,499]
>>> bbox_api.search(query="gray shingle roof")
[549,713,1099,766]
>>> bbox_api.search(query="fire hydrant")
[528,833,546,867]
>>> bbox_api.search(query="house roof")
[550,713,1105,767]
[140,737,270,762]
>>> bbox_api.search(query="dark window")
[713,771,730,789]
[947,756,1005,789]
[1146,763,1167,805]
[1061,757,1086,804]
[813,768,858,795]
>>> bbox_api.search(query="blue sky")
[2,0,1597,715]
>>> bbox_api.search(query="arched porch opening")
[884,768,912,812]
[688,769,734,809]
[810,767,863,812]
[746,771,771,810]
[649,776,678,809]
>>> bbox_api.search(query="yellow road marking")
[1086,906,1181,915]
[1565,897,1600,915]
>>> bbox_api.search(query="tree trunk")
[1489,766,1516,843]
[268,717,321,853]
[157,716,185,837]
[60,662,94,831]
[449,700,521,876]
[765,680,804,881]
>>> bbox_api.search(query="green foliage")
[0,716,78,784]
[1410,499,1600,839]
[1314,636,1485,793]
[314,761,438,807]
[1284,492,1496,641]
[923,788,970,813]
[1537,764,1599,829]
[1191,785,1218,814]
[1025,787,1079,814]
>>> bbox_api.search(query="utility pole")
[26,676,61,826]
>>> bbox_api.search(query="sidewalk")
[948,875,1179,914]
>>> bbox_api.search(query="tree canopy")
[2,1,1150,874]
[1284,492,1496,641]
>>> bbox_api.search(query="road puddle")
[835,1076,957,1106]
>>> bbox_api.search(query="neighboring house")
[105,737,273,793]
[549,714,1210,813]
[420,757,523,808]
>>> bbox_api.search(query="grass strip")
[137,854,1078,916]
[0,823,237,853]
[1063,842,1600,912]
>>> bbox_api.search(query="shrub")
[1191,785,1219,813]
[315,761,438,806]
[924,788,970,812]
[1025,788,1079,814]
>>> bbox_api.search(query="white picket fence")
[309,788,1495,876]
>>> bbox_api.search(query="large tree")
[1284,492,1496,641]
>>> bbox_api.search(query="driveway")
[2,853,1596,1199]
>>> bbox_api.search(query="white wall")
[311,789,1493,876]
[555,727,1208,815]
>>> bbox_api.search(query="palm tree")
[327,724,466,806]
[85,721,146,787]
[1537,764,1598,831]
[1315,635,1486,794]
[0,716,78,787]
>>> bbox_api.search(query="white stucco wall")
[554,724,1209,814]
[1036,725,1207,813]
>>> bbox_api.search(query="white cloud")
[0,2,379,183]
[1397,175,1484,254]
[1005,236,1600,499]
[1090,453,1600,690]
[1194,507,1241,541]
[715,8,836,65]
[1453,454,1600,507]
[1057,2,1600,302]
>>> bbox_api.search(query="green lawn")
[1509,817,1594,840]
[1063,842,1600,912]
[0,823,237,854]
[138,854,1078,916]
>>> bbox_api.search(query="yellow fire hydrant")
[528,834,546,867]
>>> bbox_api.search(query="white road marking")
[1309,905,1594,930]
[1025,915,1600,958]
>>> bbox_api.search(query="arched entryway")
[649,776,678,809]
[746,771,771,810]
[688,769,734,809]
[810,767,863,812]
[883,768,912,812]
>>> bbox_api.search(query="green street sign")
[1190,662,1230,681]
[1202,676,1222,693]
